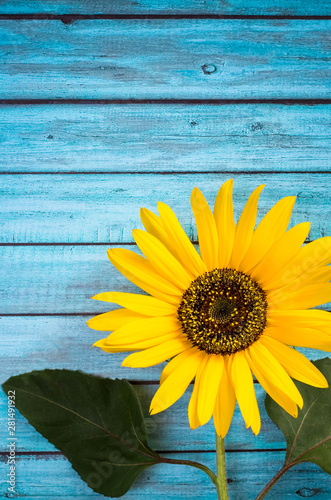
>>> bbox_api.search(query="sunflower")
[88,180,331,437]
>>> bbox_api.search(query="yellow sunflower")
[88,179,331,437]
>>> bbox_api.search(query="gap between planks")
[1,171,330,175]
[0,449,287,456]
[0,14,331,21]
[1,99,331,105]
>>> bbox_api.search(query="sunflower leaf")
[265,357,331,474]
[2,369,162,497]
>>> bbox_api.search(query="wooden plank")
[0,373,287,453]
[1,244,331,314]
[0,0,330,16]
[1,315,327,452]
[1,173,330,243]
[1,104,330,173]
[0,452,329,499]
[0,315,326,383]
[0,20,330,99]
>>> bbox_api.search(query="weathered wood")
[1,245,330,314]
[1,315,327,453]
[1,104,330,173]
[0,452,329,499]
[0,0,330,16]
[1,173,330,243]
[0,315,325,383]
[0,373,286,452]
[1,20,330,99]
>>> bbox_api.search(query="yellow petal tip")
[191,186,201,197]
[149,406,160,416]
[93,340,104,347]
[319,379,329,389]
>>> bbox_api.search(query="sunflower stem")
[215,432,230,500]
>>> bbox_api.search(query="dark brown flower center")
[177,268,267,355]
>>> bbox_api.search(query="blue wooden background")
[0,1,330,498]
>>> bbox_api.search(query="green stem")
[215,432,230,500]
[159,456,219,488]
[254,465,288,500]
[157,432,229,499]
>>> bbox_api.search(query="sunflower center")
[177,268,267,355]
[209,297,236,322]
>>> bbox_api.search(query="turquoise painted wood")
[0,314,326,383]
[1,245,330,315]
[1,173,330,243]
[0,104,330,173]
[1,378,288,453]
[0,1,330,498]
[0,452,330,499]
[0,0,330,16]
[0,315,328,453]
[1,20,331,99]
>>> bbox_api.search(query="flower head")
[88,180,331,436]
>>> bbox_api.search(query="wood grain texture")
[1,375,287,453]
[1,1,330,497]
[1,173,330,243]
[0,315,327,452]
[0,452,330,499]
[1,20,330,99]
[0,315,325,384]
[0,0,330,16]
[1,104,330,173]
[1,245,330,315]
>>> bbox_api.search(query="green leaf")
[265,357,331,474]
[2,369,162,497]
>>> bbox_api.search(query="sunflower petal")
[93,339,142,353]
[241,196,296,272]
[230,351,261,435]
[269,282,331,310]
[133,229,192,290]
[197,355,224,426]
[191,187,219,270]
[158,202,207,277]
[213,357,236,438]
[264,326,331,351]
[87,309,148,331]
[160,348,198,385]
[271,266,331,296]
[251,222,311,286]
[245,349,298,417]
[95,332,180,351]
[140,207,169,243]
[292,266,331,288]
[265,236,331,290]
[230,185,265,269]
[291,236,331,270]
[248,340,303,408]
[267,309,331,327]
[188,356,209,430]
[92,291,177,316]
[122,337,191,368]
[107,248,182,304]
[260,336,328,388]
[104,316,181,345]
[150,350,204,414]
[213,179,236,268]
